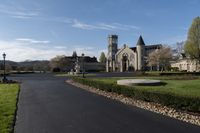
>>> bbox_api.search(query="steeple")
[136,35,145,71]
[136,35,145,46]
[106,34,118,72]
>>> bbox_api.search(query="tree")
[5,63,12,72]
[49,55,73,72]
[72,51,77,58]
[147,50,158,70]
[99,52,106,63]
[147,46,172,71]
[33,61,50,73]
[184,16,200,61]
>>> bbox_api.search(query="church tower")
[106,35,118,72]
[136,35,145,71]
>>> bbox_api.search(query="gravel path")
[66,79,200,126]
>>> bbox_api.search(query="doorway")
[122,54,128,72]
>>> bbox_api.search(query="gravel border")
[66,79,200,126]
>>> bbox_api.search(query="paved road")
[13,74,200,133]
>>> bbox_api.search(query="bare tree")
[147,50,158,71]
[33,61,50,73]
[147,46,172,71]
[176,41,185,55]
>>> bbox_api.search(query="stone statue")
[74,57,80,74]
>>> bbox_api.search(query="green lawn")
[91,76,200,98]
[55,73,96,77]
[0,84,20,133]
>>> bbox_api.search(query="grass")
[90,76,200,98]
[145,71,182,73]
[55,73,96,77]
[0,84,20,133]
[71,75,200,112]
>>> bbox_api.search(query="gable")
[116,45,136,61]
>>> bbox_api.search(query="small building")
[171,54,200,72]
[63,53,105,72]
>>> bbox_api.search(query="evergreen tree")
[184,16,200,61]
[72,51,77,58]
[99,52,106,63]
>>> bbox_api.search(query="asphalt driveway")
[13,73,200,133]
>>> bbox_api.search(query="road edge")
[66,79,200,127]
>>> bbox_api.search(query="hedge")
[145,71,200,76]
[71,77,200,113]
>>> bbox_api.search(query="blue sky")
[0,0,199,61]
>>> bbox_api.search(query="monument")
[74,57,80,75]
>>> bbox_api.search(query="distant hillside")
[0,60,50,72]
[18,60,49,67]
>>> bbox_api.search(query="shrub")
[52,67,61,72]
[146,71,200,76]
[71,77,200,112]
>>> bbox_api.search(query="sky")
[0,0,199,62]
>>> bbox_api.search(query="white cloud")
[0,40,65,61]
[98,49,107,55]
[0,3,139,31]
[0,41,65,61]
[0,39,104,62]
[54,46,67,49]
[16,38,50,44]
[112,23,140,30]
[10,11,39,19]
[73,46,96,56]
[99,23,117,29]
[10,11,38,18]
[12,15,33,19]
[0,3,39,19]
[71,19,140,31]
[73,46,107,61]
[72,20,96,30]
[27,17,139,31]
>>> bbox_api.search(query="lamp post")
[82,53,85,78]
[2,53,7,83]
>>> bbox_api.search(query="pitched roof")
[130,47,137,52]
[145,44,162,49]
[136,35,145,46]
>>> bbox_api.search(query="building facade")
[106,35,161,72]
[170,53,200,72]
[171,59,199,72]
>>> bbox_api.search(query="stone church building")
[106,35,161,72]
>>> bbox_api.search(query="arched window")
[122,53,128,72]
